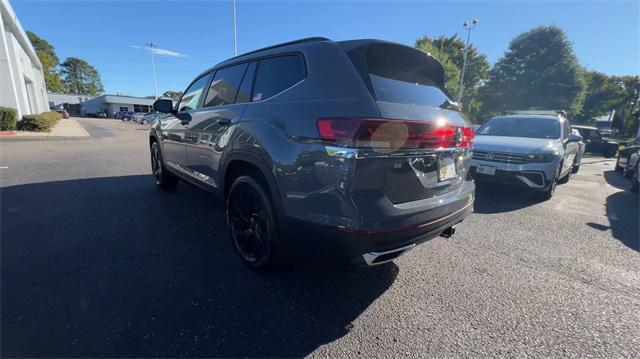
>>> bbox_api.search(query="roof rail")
[231,37,330,60]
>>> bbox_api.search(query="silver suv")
[471,113,581,199]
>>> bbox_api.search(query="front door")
[185,62,255,190]
[160,72,213,171]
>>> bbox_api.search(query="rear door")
[343,42,473,204]
[161,72,213,170]
[184,62,255,189]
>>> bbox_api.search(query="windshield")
[477,117,560,139]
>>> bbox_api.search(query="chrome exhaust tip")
[361,243,416,266]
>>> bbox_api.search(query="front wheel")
[540,165,560,200]
[151,141,178,190]
[227,175,283,269]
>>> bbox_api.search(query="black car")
[571,125,618,157]
[148,37,475,269]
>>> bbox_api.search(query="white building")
[82,95,157,117]
[0,0,48,118]
[47,92,96,115]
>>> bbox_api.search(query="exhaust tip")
[361,244,416,266]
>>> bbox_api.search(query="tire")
[540,165,560,200]
[571,165,580,174]
[615,157,623,172]
[558,165,571,184]
[227,175,284,269]
[150,141,178,190]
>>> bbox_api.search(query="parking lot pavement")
[1,118,639,357]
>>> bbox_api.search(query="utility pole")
[232,0,237,56]
[146,42,159,99]
[457,17,478,103]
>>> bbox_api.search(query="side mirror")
[568,133,582,142]
[153,99,174,113]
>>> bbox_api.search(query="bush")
[0,107,18,131]
[17,111,61,132]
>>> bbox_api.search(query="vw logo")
[454,127,463,147]
[486,152,495,160]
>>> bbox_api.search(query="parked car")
[131,112,146,123]
[616,142,640,174]
[571,125,618,157]
[571,128,586,173]
[471,113,581,200]
[140,113,160,124]
[627,150,640,193]
[56,110,69,119]
[119,111,134,121]
[96,112,107,118]
[148,37,475,269]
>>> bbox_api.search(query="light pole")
[457,17,478,103]
[232,0,237,56]
[146,42,159,99]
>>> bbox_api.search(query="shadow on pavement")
[473,181,542,214]
[587,189,640,252]
[603,170,631,191]
[1,175,397,357]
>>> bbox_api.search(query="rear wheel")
[227,175,283,269]
[151,141,178,190]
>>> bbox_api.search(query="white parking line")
[0,166,8,169]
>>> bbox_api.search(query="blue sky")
[12,0,640,97]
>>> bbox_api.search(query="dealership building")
[0,0,49,118]
[47,93,160,117]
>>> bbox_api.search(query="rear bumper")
[283,188,474,264]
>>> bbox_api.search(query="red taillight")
[317,118,474,149]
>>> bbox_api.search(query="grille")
[472,150,526,164]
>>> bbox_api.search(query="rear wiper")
[439,99,461,111]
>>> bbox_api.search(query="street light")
[232,0,237,56]
[146,42,159,100]
[457,16,478,103]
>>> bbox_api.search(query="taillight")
[317,118,474,150]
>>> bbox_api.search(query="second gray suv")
[149,37,475,269]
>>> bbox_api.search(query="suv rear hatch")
[331,40,473,204]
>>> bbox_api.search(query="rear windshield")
[362,43,450,107]
[477,117,560,139]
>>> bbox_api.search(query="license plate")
[438,157,457,182]
[476,165,496,175]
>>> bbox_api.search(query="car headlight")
[525,153,555,163]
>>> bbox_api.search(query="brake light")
[317,118,474,149]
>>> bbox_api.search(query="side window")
[235,62,257,104]
[563,121,570,139]
[203,63,248,108]
[178,73,213,112]
[252,55,305,101]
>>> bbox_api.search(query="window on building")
[252,55,305,101]
[134,104,151,113]
[178,73,213,112]
[119,107,129,112]
[203,63,248,108]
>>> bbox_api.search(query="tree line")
[27,31,104,96]
[416,25,639,135]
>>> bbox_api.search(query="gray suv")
[149,37,475,269]
[471,114,581,199]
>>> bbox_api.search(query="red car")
[56,110,70,119]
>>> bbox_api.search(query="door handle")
[216,118,232,126]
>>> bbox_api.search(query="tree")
[479,26,586,117]
[60,57,104,95]
[162,90,183,100]
[415,34,489,121]
[26,31,64,92]
[576,71,624,123]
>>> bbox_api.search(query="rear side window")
[235,61,257,104]
[203,63,248,108]
[362,43,450,107]
[252,55,305,101]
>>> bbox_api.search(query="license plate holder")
[437,157,457,182]
[476,165,496,176]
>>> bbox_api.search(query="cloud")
[130,45,189,58]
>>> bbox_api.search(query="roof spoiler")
[506,110,568,118]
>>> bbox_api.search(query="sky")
[11,0,640,97]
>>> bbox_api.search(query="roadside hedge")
[17,111,62,132]
[0,107,18,131]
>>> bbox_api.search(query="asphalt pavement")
[1,118,639,357]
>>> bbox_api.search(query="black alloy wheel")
[227,176,277,268]
[150,141,178,190]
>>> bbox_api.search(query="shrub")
[0,107,18,131]
[17,111,62,132]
